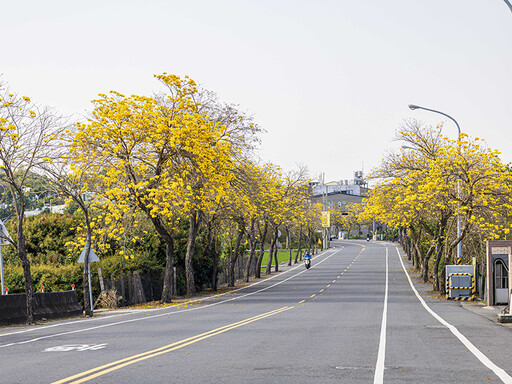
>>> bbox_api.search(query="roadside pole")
[0,220,12,295]
[0,245,4,295]
[78,246,100,313]
[321,211,331,249]
[87,263,92,311]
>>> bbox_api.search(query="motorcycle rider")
[304,251,312,268]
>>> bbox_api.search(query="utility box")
[446,265,475,300]
[486,241,512,306]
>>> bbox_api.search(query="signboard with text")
[321,211,330,228]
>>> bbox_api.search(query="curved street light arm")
[408,104,461,136]
[504,0,512,14]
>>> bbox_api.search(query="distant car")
[330,235,337,240]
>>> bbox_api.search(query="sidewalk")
[461,301,511,327]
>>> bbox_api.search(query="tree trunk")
[245,219,257,282]
[16,213,35,323]
[98,267,105,294]
[406,235,412,261]
[255,221,268,279]
[266,227,278,275]
[432,218,448,292]
[20,247,34,324]
[11,190,34,324]
[421,247,434,283]
[205,218,219,291]
[274,237,279,272]
[211,247,219,291]
[161,240,175,302]
[229,220,245,287]
[410,226,422,269]
[136,202,174,303]
[439,263,447,295]
[295,224,302,264]
[80,204,93,317]
[245,243,256,282]
[151,228,174,301]
[432,245,443,292]
[185,211,200,295]
[287,226,292,266]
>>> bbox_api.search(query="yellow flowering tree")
[364,121,512,292]
[41,146,102,316]
[70,73,260,298]
[71,74,222,300]
[0,83,67,323]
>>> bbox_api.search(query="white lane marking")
[396,247,512,384]
[0,246,346,348]
[374,246,388,384]
[0,247,342,339]
[0,311,137,338]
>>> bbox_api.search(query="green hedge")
[4,264,82,293]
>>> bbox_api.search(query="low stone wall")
[0,291,82,325]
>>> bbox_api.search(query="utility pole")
[322,173,330,250]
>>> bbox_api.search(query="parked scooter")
[304,252,312,269]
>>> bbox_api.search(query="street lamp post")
[408,104,462,262]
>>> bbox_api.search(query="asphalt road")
[1,240,512,383]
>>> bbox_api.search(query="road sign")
[77,247,99,263]
[321,211,330,228]
[0,220,12,244]
[77,245,99,314]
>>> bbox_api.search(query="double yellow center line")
[53,306,293,384]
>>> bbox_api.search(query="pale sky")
[2,0,511,182]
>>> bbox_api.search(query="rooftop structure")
[310,171,369,197]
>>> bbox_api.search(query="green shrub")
[3,212,82,266]
[4,264,82,294]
